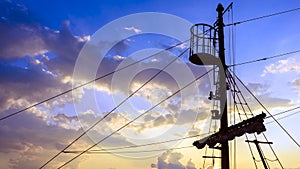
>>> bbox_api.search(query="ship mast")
[190,3,268,169]
[216,3,230,169]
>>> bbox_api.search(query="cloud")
[154,114,175,126]
[0,13,85,62]
[0,0,92,115]
[0,1,89,81]
[0,2,212,168]
[0,2,93,168]
[0,62,68,111]
[174,42,188,49]
[175,108,208,125]
[292,78,300,88]
[0,0,92,118]
[77,109,138,148]
[113,55,126,61]
[186,159,197,169]
[0,108,140,168]
[246,83,269,96]
[52,113,79,130]
[152,151,198,169]
[0,110,91,169]
[261,57,300,76]
[238,82,292,112]
[124,26,142,34]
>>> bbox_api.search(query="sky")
[0,0,300,169]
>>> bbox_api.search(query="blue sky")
[1,0,300,169]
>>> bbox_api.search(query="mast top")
[216,3,224,12]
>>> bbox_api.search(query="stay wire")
[203,118,213,169]
[57,68,215,168]
[227,9,232,169]
[226,6,238,168]
[63,132,211,154]
[230,6,237,168]
[63,145,194,154]
[261,132,283,169]
[0,40,189,122]
[228,49,300,67]
[266,110,300,125]
[259,143,272,169]
[226,7,300,26]
[226,72,259,169]
[265,105,300,119]
[229,69,300,148]
[228,70,283,169]
[227,70,284,168]
[39,47,189,168]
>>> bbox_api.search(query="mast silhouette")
[216,3,230,169]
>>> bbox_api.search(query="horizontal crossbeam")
[193,113,266,149]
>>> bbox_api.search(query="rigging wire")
[63,132,211,154]
[203,118,213,169]
[228,69,300,149]
[65,103,300,156]
[226,5,237,169]
[39,47,189,168]
[226,7,300,26]
[56,68,215,169]
[4,4,300,169]
[0,40,189,122]
[227,70,284,168]
[63,145,194,154]
[266,110,300,125]
[232,21,238,169]
[228,49,300,67]
[230,5,237,168]
[265,158,280,162]
[7,4,300,168]
[226,72,259,169]
[6,6,300,122]
[254,158,278,162]
[225,8,300,165]
[265,105,300,119]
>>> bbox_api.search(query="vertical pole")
[216,3,230,169]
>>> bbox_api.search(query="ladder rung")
[234,102,247,105]
[202,156,222,158]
